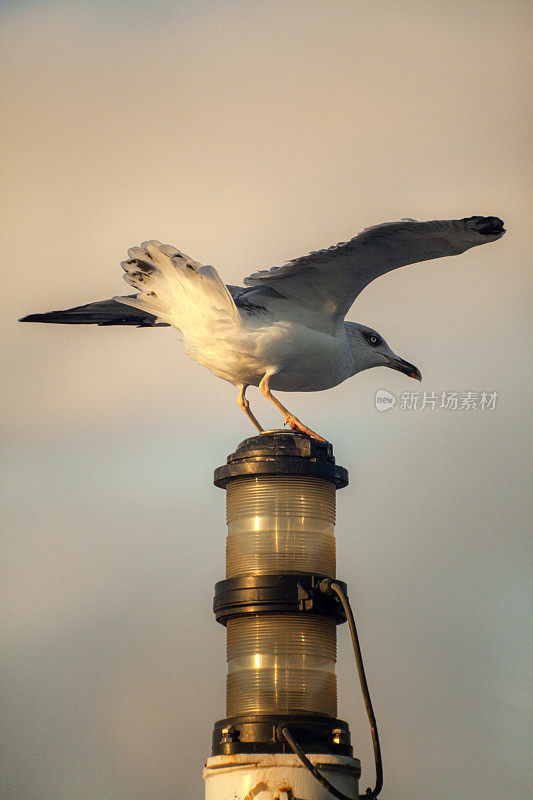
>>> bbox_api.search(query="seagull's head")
[346,322,422,382]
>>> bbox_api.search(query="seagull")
[21,215,505,440]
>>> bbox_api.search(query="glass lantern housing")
[224,473,338,718]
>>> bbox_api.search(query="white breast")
[182,311,354,392]
[259,322,354,392]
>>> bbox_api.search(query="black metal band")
[212,714,358,759]
[214,431,349,489]
[213,573,348,625]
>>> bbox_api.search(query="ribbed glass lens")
[226,614,337,717]
[226,476,336,578]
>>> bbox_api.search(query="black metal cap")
[212,714,358,759]
[213,574,348,625]
[214,431,349,489]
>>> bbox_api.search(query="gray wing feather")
[243,216,505,328]
[20,295,169,326]
[20,288,276,326]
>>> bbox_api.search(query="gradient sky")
[2,2,531,799]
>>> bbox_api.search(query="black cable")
[329,580,383,799]
[278,580,383,799]
[279,725,356,800]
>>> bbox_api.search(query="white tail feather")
[115,240,242,361]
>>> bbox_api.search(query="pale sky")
[2,2,531,799]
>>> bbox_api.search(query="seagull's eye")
[370,335,379,344]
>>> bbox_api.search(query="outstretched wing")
[243,216,505,332]
[20,295,169,326]
[20,287,271,327]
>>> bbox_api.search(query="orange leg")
[258,373,327,442]
[237,384,263,433]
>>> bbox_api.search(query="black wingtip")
[20,314,42,322]
[469,216,506,236]
[19,312,71,323]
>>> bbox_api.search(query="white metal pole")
[204,753,360,799]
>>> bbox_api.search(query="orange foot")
[285,414,327,442]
